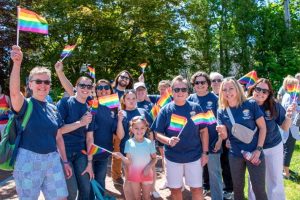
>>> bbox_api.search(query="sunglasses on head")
[194,81,207,85]
[254,87,269,94]
[120,75,130,81]
[212,79,222,83]
[31,79,51,85]
[78,83,93,90]
[97,85,110,90]
[173,87,188,93]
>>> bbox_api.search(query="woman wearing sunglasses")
[247,78,294,200]
[10,46,72,199]
[217,77,267,200]
[187,71,223,200]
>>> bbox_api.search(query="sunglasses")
[97,85,110,90]
[212,79,222,83]
[254,87,269,94]
[194,81,207,85]
[78,83,93,90]
[120,75,130,81]
[31,79,51,85]
[173,88,188,93]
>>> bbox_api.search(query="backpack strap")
[21,99,33,130]
[225,107,236,125]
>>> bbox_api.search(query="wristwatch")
[202,151,209,156]
[256,146,263,152]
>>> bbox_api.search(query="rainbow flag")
[191,110,217,125]
[88,98,98,115]
[98,93,120,109]
[18,7,48,34]
[286,84,300,101]
[238,70,258,88]
[87,65,95,79]
[60,45,76,58]
[157,91,172,108]
[168,114,187,132]
[150,104,160,120]
[81,144,106,155]
[140,63,147,72]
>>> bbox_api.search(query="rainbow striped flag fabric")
[150,104,160,120]
[88,98,98,115]
[87,65,95,79]
[60,45,76,58]
[238,70,258,88]
[191,110,217,125]
[286,84,300,101]
[139,63,147,72]
[98,93,120,109]
[157,91,172,108]
[18,7,48,34]
[168,114,187,132]
[81,144,106,155]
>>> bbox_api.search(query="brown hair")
[190,71,211,87]
[129,115,150,137]
[171,75,189,89]
[96,79,113,94]
[75,76,92,86]
[120,89,137,110]
[112,70,133,89]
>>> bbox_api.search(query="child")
[114,116,157,200]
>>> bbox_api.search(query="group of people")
[4,45,300,200]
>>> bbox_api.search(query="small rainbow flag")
[60,45,76,58]
[81,144,107,155]
[150,104,160,120]
[168,114,187,132]
[286,84,300,101]
[87,65,95,79]
[157,91,172,108]
[88,98,98,115]
[98,93,120,109]
[140,63,147,72]
[238,70,258,88]
[191,110,217,125]
[18,7,48,34]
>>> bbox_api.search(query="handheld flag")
[168,114,187,132]
[88,98,98,115]
[191,110,217,125]
[81,144,113,155]
[139,63,147,73]
[150,104,160,120]
[286,84,300,102]
[98,93,120,109]
[60,45,76,60]
[87,65,96,79]
[238,70,258,88]
[157,91,172,108]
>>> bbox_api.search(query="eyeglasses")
[173,88,188,93]
[254,87,269,94]
[120,75,130,81]
[194,81,207,85]
[30,79,51,85]
[212,79,222,83]
[78,83,93,90]
[97,85,110,90]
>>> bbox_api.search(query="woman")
[10,45,72,199]
[217,77,267,200]
[187,71,223,200]
[154,75,216,200]
[247,78,294,200]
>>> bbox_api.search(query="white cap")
[134,82,146,90]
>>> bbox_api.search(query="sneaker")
[202,189,209,197]
[152,190,161,198]
[159,182,168,190]
[113,177,124,185]
[223,191,233,200]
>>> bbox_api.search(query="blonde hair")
[283,75,299,90]
[29,66,51,81]
[218,77,246,109]
[171,75,189,89]
[158,80,171,90]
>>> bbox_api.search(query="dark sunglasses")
[194,81,207,85]
[97,85,110,90]
[120,75,130,81]
[78,83,93,90]
[173,88,188,93]
[254,87,269,94]
[31,79,51,85]
[212,79,222,83]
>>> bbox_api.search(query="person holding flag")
[153,75,213,200]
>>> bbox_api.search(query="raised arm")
[55,61,75,96]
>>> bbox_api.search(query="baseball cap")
[134,82,146,90]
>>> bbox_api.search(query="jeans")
[91,158,109,198]
[66,152,90,200]
[207,153,223,200]
[220,141,233,192]
[284,130,296,167]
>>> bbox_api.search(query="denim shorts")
[13,148,68,200]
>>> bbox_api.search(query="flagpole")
[177,124,187,138]
[16,6,20,46]
[60,52,70,62]
[94,144,113,154]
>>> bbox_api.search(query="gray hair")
[29,66,51,81]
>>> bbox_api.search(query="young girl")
[114,116,157,200]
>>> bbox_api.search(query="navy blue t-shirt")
[153,101,206,163]
[114,88,125,99]
[120,108,153,154]
[90,105,117,160]
[14,98,64,154]
[148,95,160,104]
[57,96,90,153]
[187,92,220,153]
[137,100,153,113]
[259,102,285,149]
[217,99,264,158]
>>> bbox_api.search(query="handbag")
[90,179,116,200]
[226,107,257,144]
[293,113,300,127]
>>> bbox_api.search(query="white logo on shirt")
[242,109,251,120]
[265,110,272,120]
[111,111,115,118]
[190,111,196,117]
[206,101,213,109]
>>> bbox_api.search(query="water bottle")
[241,150,252,161]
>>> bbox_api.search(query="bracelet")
[62,160,69,164]
[88,159,93,163]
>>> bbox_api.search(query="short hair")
[210,72,224,80]
[190,71,211,87]
[171,75,189,89]
[295,73,300,80]
[218,77,246,109]
[75,76,92,86]
[282,75,299,90]
[29,66,51,81]
[158,80,171,90]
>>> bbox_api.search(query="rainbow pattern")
[81,144,106,155]
[191,110,217,125]
[60,45,76,58]
[168,114,187,132]
[286,84,300,101]
[238,70,258,88]
[98,93,120,109]
[150,104,160,120]
[18,7,48,34]
[157,91,172,108]
[88,98,98,115]
[87,65,95,79]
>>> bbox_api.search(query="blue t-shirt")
[57,96,90,153]
[91,105,117,160]
[153,101,206,163]
[148,95,160,104]
[120,108,153,154]
[187,92,220,153]
[217,99,264,158]
[114,88,125,99]
[259,102,285,149]
[137,100,153,113]
[14,98,63,154]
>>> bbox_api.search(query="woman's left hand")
[64,163,73,179]
[81,163,94,180]
[201,154,208,167]
[213,138,222,153]
[250,150,261,166]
